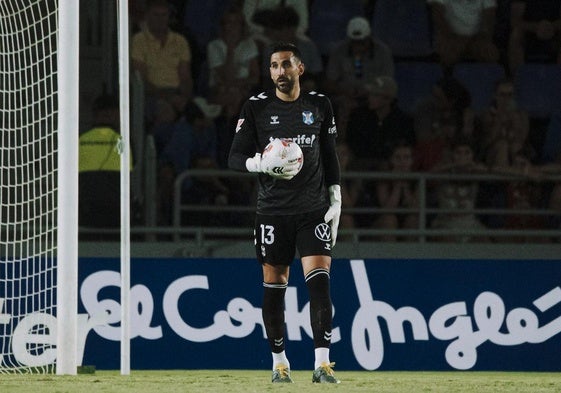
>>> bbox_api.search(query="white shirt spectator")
[207,37,259,87]
[427,0,497,36]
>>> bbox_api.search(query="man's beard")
[275,77,294,94]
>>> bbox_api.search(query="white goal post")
[0,0,78,375]
[0,0,131,375]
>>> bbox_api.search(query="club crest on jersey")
[302,111,314,125]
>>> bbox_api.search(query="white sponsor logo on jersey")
[288,134,316,148]
[270,116,280,125]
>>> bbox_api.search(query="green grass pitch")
[1,370,561,392]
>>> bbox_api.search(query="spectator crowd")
[82,0,561,243]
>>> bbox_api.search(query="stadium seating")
[541,111,561,163]
[308,0,365,56]
[514,64,561,119]
[452,63,506,114]
[182,0,233,54]
[371,0,433,59]
[394,62,443,114]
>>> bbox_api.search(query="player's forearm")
[321,137,341,186]
[228,134,255,172]
[228,150,252,172]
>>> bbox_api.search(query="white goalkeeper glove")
[324,184,341,247]
[245,153,300,180]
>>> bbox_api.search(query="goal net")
[0,0,77,374]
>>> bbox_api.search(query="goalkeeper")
[228,42,341,384]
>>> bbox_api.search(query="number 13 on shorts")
[259,224,275,245]
[255,223,277,261]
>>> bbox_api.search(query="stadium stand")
[308,0,365,57]
[514,63,561,118]
[371,0,433,60]
[393,61,444,115]
[452,62,506,114]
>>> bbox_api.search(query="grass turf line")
[1,370,561,393]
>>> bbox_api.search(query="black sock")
[262,282,287,353]
[305,268,333,348]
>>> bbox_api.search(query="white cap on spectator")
[347,16,371,40]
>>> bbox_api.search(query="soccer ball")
[261,138,304,176]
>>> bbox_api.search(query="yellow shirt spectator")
[131,29,191,90]
[79,127,132,172]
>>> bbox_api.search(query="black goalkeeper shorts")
[254,207,332,266]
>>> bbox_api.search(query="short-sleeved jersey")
[229,90,339,215]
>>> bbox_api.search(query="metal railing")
[170,169,561,244]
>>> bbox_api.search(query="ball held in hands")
[260,138,303,179]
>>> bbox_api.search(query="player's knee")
[305,268,330,299]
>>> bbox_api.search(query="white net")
[0,0,59,373]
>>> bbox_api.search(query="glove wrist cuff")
[328,184,341,203]
[246,154,261,173]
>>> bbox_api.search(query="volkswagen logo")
[315,223,331,241]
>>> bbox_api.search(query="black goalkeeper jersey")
[228,90,340,215]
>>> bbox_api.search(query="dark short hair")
[269,42,303,63]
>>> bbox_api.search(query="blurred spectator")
[182,0,240,57]
[207,6,260,120]
[492,145,549,242]
[346,76,415,172]
[430,137,490,243]
[131,0,193,126]
[256,6,324,92]
[371,142,420,242]
[414,112,459,172]
[480,77,529,167]
[324,16,394,138]
[508,0,561,73]
[414,75,476,145]
[130,0,148,33]
[541,111,561,164]
[156,97,230,226]
[428,0,500,68]
[243,0,309,44]
[79,94,132,235]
